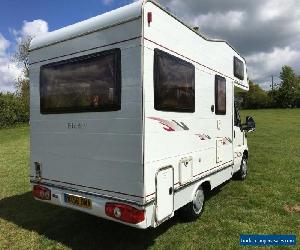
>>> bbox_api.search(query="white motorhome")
[29,0,255,229]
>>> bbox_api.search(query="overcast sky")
[0,0,299,92]
[160,0,300,89]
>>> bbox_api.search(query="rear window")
[40,48,121,114]
[233,56,244,80]
[154,49,195,112]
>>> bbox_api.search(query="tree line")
[0,38,30,128]
[0,37,299,127]
[236,65,300,109]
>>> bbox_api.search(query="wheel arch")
[190,179,211,201]
[201,180,211,196]
[243,149,249,159]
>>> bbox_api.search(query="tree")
[276,66,298,108]
[13,37,32,121]
[236,81,270,109]
[296,76,300,107]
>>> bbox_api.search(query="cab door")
[233,104,244,169]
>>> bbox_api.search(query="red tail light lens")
[105,203,145,224]
[32,185,51,200]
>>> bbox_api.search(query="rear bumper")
[30,182,155,229]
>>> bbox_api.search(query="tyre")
[235,156,248,180]
[179,186,205,221]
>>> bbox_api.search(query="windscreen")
[40,48,121,114]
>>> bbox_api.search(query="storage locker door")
[156,167,174,223]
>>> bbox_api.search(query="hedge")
[0,93,29,128]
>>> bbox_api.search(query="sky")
[0,0,299,92]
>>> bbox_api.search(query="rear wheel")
[179,186,205,221]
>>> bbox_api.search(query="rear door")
[214,75,233,165]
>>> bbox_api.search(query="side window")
[234,103,241,127]
[215,75,226,115]
[154,49,195,112]
[234,56,244,80]
[40,48,121,114]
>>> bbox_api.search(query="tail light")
[105,203,145,224]
[32,185,51,200]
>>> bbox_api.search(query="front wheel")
[179,186,205,221]
[235,156,248,180]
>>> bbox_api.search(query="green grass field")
[0,109,299,250]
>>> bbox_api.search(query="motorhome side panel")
[29,19,145,202]
[142,2,235,204]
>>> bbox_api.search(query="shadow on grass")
[0,188,223,249]
[0,192,180,249]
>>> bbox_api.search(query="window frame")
[39,48,121,114]
[153,48,195,113]
[215,75,227,115]
[233,56,244,80]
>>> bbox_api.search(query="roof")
[30,0,144,51]
[30,0,244,60]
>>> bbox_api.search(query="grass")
[0,109,299,250]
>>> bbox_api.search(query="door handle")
[169,187,173,195]
[211,105,215,112]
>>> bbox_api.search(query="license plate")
[64,193,92,209]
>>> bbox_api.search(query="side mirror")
[243,116,255,132]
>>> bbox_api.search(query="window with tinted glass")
[234,102,241,126]
[154,49,195,112]
[234,56,244,80]
[40,48,121,114]
[215,75,226,115]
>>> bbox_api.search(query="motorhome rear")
[29,0,255,228]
